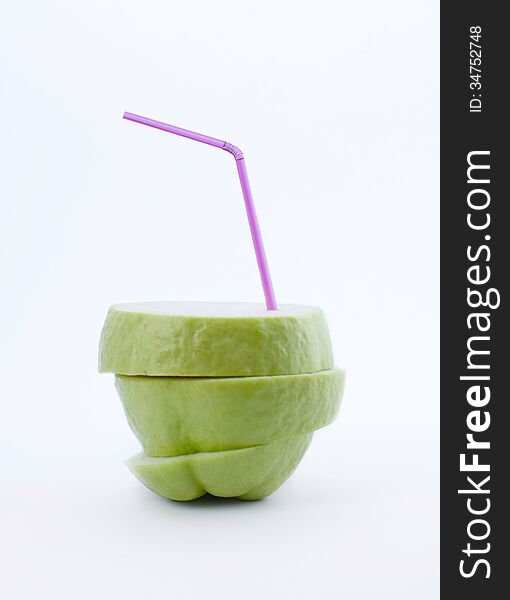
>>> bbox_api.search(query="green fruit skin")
[99,304,333,376]
[116,369,345,456]
[126,434,313,501]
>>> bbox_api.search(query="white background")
[0,1,439,598]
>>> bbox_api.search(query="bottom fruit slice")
[125,434,312,501]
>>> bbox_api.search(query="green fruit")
[116,369,344,456]
[125,434,312,501]
[99,302,333,376]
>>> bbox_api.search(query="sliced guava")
[99,302,333,376]
[116,369,344,456]
[125,434,312,501]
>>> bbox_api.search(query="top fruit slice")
[99,302,333,376]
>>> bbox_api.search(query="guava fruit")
[125,434,312,501]
[116,369,344,456]
[99,302,333,376]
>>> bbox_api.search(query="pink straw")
[123,112,277,311]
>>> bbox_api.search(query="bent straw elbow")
[223,142,244,160]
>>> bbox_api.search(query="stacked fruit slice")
[99,302,345,501]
